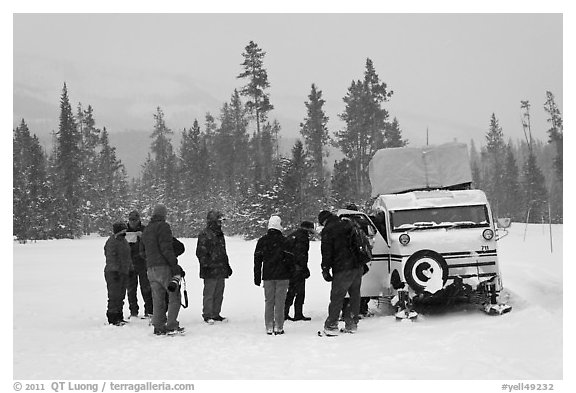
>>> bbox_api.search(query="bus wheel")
[403,250,448,294]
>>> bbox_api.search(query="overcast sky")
[13,13,562,148]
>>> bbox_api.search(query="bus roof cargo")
[368,143,472,197]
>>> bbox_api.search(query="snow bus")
[338,143,512,320]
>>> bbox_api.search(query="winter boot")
[323,325,340,336]
[167,326,186,335]
[153,327,167,336]
[108,312,127,326]
[293,305,311,321]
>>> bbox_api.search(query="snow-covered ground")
[12,223,565,382]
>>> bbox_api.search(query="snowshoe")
[395,308,418,321]
[483,303,512,315]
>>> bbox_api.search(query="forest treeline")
[13,41,563,241]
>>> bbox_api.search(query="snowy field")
[11,223,566,384]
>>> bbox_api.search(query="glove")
[180,267,186,278]
[227,265,233,277]
[322,268,333,282]
[254,278,261,287]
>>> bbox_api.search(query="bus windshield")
[390,205,490,232]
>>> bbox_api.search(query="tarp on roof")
[368,143,472,196]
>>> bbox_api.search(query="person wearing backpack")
[140,204,185,336]
[318,210,364,335]
[284,221,315,321]
[341,211,374,319]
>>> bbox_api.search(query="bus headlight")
[482,229,494,240]
[399,233,411,246]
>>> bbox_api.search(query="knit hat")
[207,209,224,222]
[318,210,333,226]
[268,215,283,231]
[152,204,168,218]
[112,222,127,236]
[300,220,316,233]
[128,210,140,221]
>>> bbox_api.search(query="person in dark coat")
[284,221,315,321]
[318,210,363,335]
[104,222,131,326]
[196,210,232,324]
[341,204,372,319]
[140,204,184,335]
[254,215,294,335]
[125,210,153,318]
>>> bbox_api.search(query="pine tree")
[484,113,506,216]
[179,121,202,198]
[77,103,102,234]
[500,141,521,220]
[13,120,50,241]
[336,59,393,201]
[260,121,278,185]
[469,139,483,190]
[363,58,394,152]
[543,91,562,222]
[383,117,408,148]
[300,83,330,209]
[93,128,129,234]
[519,101,548,223]
[330,159,357,208]
[543,91,563,180]
[52,83,82,237]
[213,91,250,195]
[278,140,310,226]
[143,107,178,208]
[237,40,274,136]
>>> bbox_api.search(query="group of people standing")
[104,204,370,337]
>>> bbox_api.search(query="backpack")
[348,221,372,265]
[173,237,185,257]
